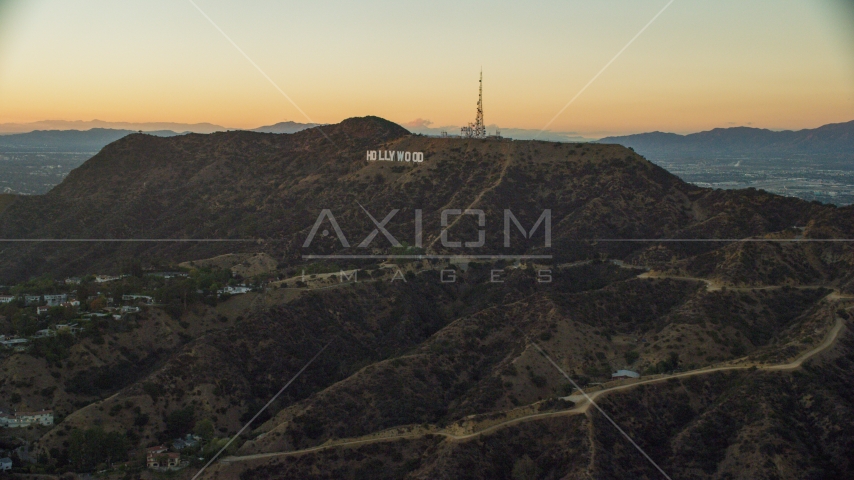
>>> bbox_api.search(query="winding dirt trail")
[220,315,847,464]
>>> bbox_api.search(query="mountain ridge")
[1,116,852,288]
[0,120,228,135]
[0,128,185,153]
[597,120,854,158]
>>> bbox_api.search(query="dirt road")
[220,316,847,464]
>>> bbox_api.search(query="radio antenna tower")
[462,69,486,138]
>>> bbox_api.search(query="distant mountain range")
[3,119,851,158]
[597,120,854,159]
[0,119,322,136]
[252,121,320,134]
[0,128,183,153]
[0,119,228,135]
[0,122,321,153]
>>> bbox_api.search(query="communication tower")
[461,70,486,139]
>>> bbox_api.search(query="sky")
[0,0,852,137]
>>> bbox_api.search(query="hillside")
[1,117,854,478]
[0,194,14,214]
[1,116,852,287]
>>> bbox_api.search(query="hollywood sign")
[366,150,424,163]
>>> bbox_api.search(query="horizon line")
[1,117,852,139]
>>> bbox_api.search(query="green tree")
[67,427,128,471]
[512,455,540,480]
[165,406,195,438]
[624,350,640,365]
[194,418,215,442]
[88,296,106,311]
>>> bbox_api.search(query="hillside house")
[172,434,201,450]
[24,296,40,305]
[0,457,11,471]
[36,306,50,316]
[146,446,167,468]
[611,370,641,380]
[150,272,188,279]
[43,294,68,306]
[121,306,140,314]
[0,410,53,428]
[34,329,55,338]
[146,446,181,470]
[122,294,154,304]
[219,285,252,295]
[94,275,123,283]
[54,323,81,334]
[0,295,15,304]
[0,338,29,349]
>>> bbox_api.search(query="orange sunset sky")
[0,0,852,137]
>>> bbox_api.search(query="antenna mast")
[462,69,487,139]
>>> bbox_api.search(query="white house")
[0,295,15,304]
[95,275,123,283]
[43,294,68,306]
[218,286,252,295]
[0,410,53,428]
[150,272,188,279]
[34,329,55,338]
[121,306,141,314]
[24,295,40,305]
[611,370,641,380]
[54,323,81,334]
[36,306,50,316]
[122,295,154,304]
[0,338,29,349]
[0,457,12,471]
